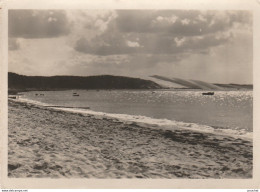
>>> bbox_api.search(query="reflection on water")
[22,90,253,132]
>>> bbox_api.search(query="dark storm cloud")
[74,10,251,56]
[9,10,70,38]
[75,32,231,56]
[8,38,20,50]
[115,10,251,35]
[178,33,232,50]
[75,37,140,56]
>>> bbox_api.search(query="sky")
[8,10,253,84]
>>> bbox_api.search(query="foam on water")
[15,97,252,140]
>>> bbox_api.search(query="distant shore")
[8,99,253,178]
[8,72,253,95]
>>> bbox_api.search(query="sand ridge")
[8,100,252,178]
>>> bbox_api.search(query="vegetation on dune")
[8,72,163,93]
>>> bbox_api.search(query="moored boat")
[202,92,214,95]
[73,92,80,96]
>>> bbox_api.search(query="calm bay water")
[21,89,253,134]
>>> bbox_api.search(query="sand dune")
[151,75,223,90]
[8,100,252,178]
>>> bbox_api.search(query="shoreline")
[8,99,253,178]
[12,97,253,141]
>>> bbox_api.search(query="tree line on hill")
[8,72,163,94]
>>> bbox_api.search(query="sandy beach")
[8,100,253,178]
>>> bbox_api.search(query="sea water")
[20,89,253,138]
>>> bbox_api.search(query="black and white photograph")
[7,8,254,180]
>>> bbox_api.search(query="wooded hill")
[8,72,163,93]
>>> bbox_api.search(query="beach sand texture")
[8,100,252,178]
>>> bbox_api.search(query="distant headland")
[8,72,253,94]
[8,72,163,94]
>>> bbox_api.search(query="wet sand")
[8,100,252,178]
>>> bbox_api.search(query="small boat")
[8,95,17,99]
[73,93,79,96]
[202,92,214,95]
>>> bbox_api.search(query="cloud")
[47,17,58,22]
[174,37,185,47]
[74,30,231,56]
[9,10,70,38]
[8,10,252,84]
[197,14,207,22]
[93,12,117,32]
[126,40,140,47]
[75,36,139,56]
[181,18,190,25]
[115,10,251,36]
[8,38,20,50]
[177,32,232,50]
[153,15,178,24]
[74,10,251,56]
